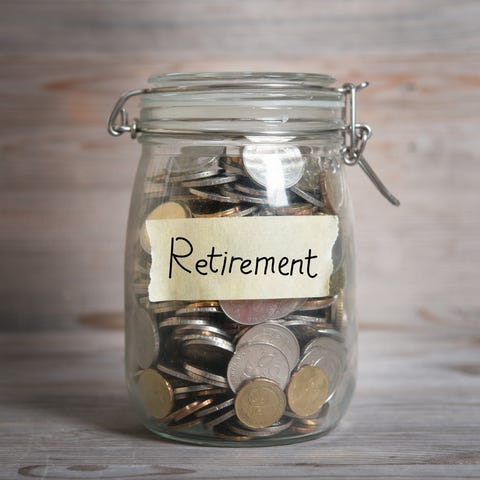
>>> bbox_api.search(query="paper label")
[146,215,338,302]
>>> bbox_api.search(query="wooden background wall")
[1,0,479,331]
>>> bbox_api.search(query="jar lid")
[139,72,345,138]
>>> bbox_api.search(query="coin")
[174,324,230,339]
[219,186,269,205]
[220,298,305,325]
[182,174,238,188]
[188,187,239,204]
[233,181,268,197]
[236,322,300,372]
[133,308,160,369]
[203,408,236,429]
[181,335,234,366]
[290,185,325,209]
[175,301,222,316]
[165,397,215,423]
[300,337,346,396]
[169,167,222,183]
[158,317,211,329]
[219,155,245,175]
[137,369,174,420]
[195,398,235,417]
[298,297,337,311]
[213,423,252,441]
[184,363,229,388]
[227,343,290,392]
[287,365,329,417]
[229,417,293,437]
[167,416,203,430]
[329,267,345,296]
[234,378,286,429]
[140,201,191,253]
[156,363,200,383]
[266,202,315,216]
[242,145,305,189]
[231,205,259,217]
[320,167,345,214]
[192,205,240,218]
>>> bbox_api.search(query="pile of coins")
[130,145,349,441]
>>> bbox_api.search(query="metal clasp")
[339,83,400,206]
[107,88,145,139]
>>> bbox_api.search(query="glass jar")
[108,72,398,446]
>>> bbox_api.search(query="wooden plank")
[0,329,478,478]
[0,0,479,330]
[1,53,479,329]
[1,0,479,56]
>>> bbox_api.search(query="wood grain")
[0,328,478,478]
[0,1,479,329]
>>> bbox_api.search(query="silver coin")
[242,144,305,189]
[158,317,211,329]
[156,363,200,383]
[181,174,238,188]
[219,186,269,205]
[297,296,337,311]
[203,408,236,429]
[220,298,306,325]
[179,334,235,353]
[281,314,328,325]
[173,384,222,395]
[227,343,290,392]
[286,324,344,345]
[175,303,223,317]
[188,187,239,204]
[195,398,235,417]
[300,337,346,395]
[174,387,229,400]
[303,336,344,355]
[133,308,160,369]
[170,167,221,183]
[233,181,268,197]
[174,324,230,339]
[236,323,300,372]
[290,184,325,208]
[184,363,229,388]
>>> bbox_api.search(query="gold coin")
[137,369,174,420]
[320,168,345,215]
[140,201,191,253]
[234,378,286,429]
[287,365,329,418]
[329,267,345,296]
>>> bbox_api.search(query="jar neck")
[138,72,346,139]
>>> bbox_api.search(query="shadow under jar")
[107,72,390,446]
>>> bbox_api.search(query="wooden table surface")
[1,322,478,479]
[1,2,479,478]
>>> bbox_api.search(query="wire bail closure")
[107,80,399,206]
[340,82,400,206]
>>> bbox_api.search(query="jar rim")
[148,72,336,89]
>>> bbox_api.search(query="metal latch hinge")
[339,82,400,206]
